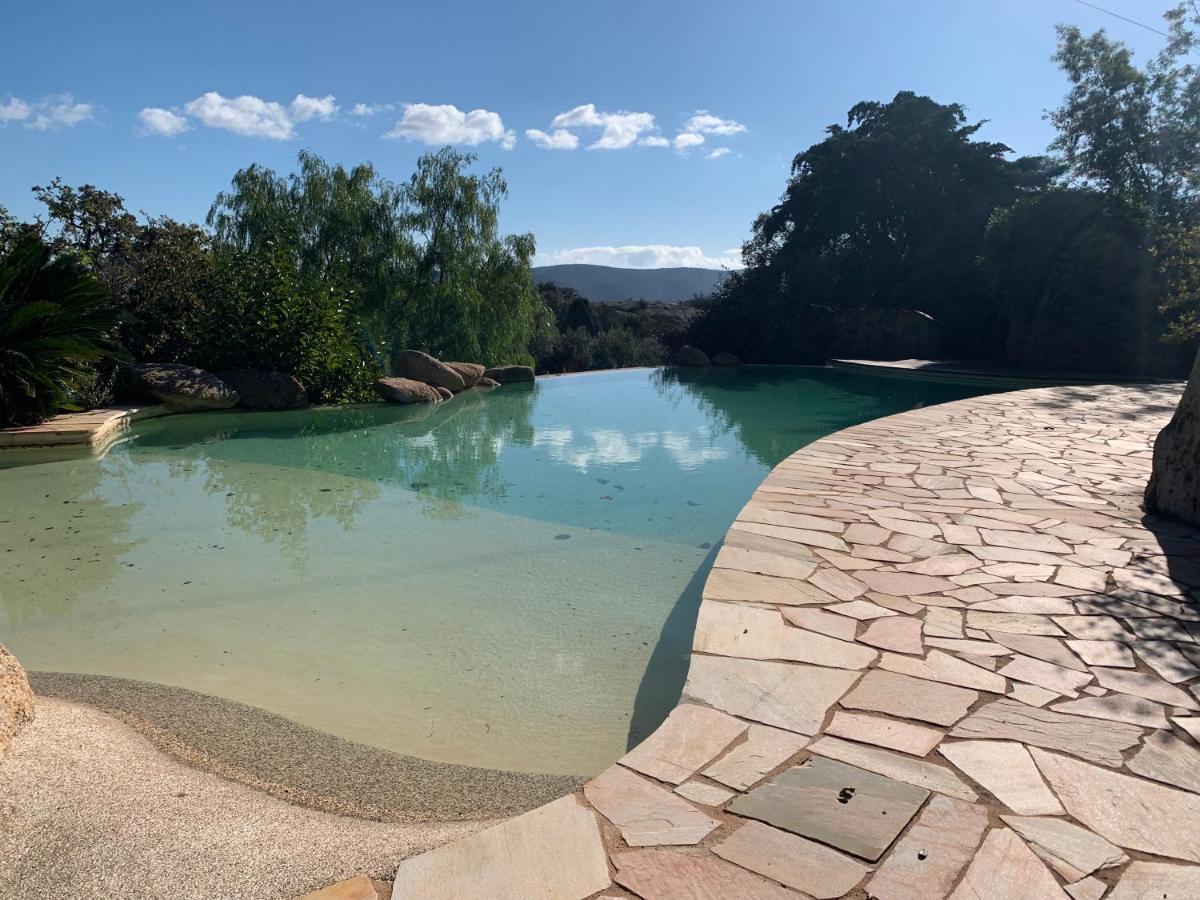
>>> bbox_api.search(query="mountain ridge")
[532,263,730,302]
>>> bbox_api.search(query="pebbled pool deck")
[315,382,1200,898]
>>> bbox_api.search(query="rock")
[482,364,534,384]
[1146,349,1200,528]
[396,350,465,392]
[373,377,441,404]
[433,386,453,401]
[444,362,484,388]
[676,345,711,366]
[118,363,238,410]
[711,351,740,366]
[213,370,307,410]
[474,376,500,389]
[1,643,34,763]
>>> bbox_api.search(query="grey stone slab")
[728,756,929,861]
[1000,815,1128,876]
[683,655,860,735]
[584,765,719,846]
[391,794,609,900]
[1128,729,1200,794]
[949,699,1143,767]
[713,820,870,899]
[865,795,989,900]
[1032,748,1200,863]
[841,670,978,727]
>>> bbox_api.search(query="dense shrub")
[0,234,125,426]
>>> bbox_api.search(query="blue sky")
[1,0,1170,268]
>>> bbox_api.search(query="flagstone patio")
[318,381,1200,899]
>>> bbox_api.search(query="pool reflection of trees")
[141,385,539,561]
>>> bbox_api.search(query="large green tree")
[698,91,1056,362]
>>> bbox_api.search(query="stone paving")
[325,382,1200,899]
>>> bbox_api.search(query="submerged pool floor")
[0,367,1000,775]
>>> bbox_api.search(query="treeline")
[0,148,543,425]
[692,5,1200,375]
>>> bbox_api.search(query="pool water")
[0,367,1002,775]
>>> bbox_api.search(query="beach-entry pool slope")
[0,368,1002,776]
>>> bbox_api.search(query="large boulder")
[445,362,485,389]
[483,365,535,384]
[434,386,454,401]
[676,345,711,367]
[474,376,500,390]
[373,377,441,404]
[1146,350,1200,527]
[1,643,34,764]
[397,350,465,392]
[118,363,238,410]
[712,351,741,367]
[214,370,308,410]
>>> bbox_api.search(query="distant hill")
[532,264,730,302]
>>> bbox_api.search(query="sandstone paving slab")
[949,699,1142,766]
[947,827,1070,899]
[673,780,735,807]
[866,591,924,614]
[1091,667,1200,710]
[896,554,981,576]
[713,820,870,899]
[584,766,719,847]
[779,606,858,640]
[741,505,847,533]
[858,570,958,596]
[1000,815,1128,877]
[1132,640,1200,683]
[863,795,989,900]
[728,756,930,861]
[1172,716,1200,742]
[620,703,748,785]
[612,848,801,900]
[1063,876,1108,900]
[1127,729,1200,794]
[704,567,838,606]
[878,649,1008,693]
[924,607,965,639]
[1052,615,1135,641]
[1009,683,1061,707]
[938,740,1064,815]
[1128,618,1195,642]
[1031,748,1200,863]
[968,611,1066,636]
[1107,861,1200,900]
[841,669,978,726]
[859,616,924,654]
[715,545,818,581]
[925,637,1012,656]
[683,655,860,735]
[973,596,1079,615]
[693,601,877,669]
[1049,693,1170,728]
[825,599,898,620]
[390,794,609,900]
[809,567,869,601]
[1065,639,1135,668]
[808,736,977,801]
[981,529,1072,553]
[732,522,851,553]
[997,655,1093,698]
[989,633,1089,671]
[1055,566,1109,592]
[824,710,943,756]
[845,522,891,545]
[702,723,809,791]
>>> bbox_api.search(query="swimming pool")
[0,367,1004,776]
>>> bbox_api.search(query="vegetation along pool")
[0,367,1005,776]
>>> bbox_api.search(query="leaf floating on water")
[554,533,571,540]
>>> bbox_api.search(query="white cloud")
[541,244,742,269]
[1,95,94,130]
[351,102,393,117]
[289,94,338,122]
[0,97,32,125]
[547,103,658,150]
[385,103,515,148]
[183,92,296,139]
[525,127,579,150]
[673,131,705,151]
[639,135,670,148]
[706,147,732,159]
[137,107,191,137]
[683,111,746,136]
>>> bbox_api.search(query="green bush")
[0,234,125,427]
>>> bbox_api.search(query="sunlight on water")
[0,367,1000,774]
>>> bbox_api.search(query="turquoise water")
[0,367,1001,774]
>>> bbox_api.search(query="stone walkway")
[330,382,1200,899]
